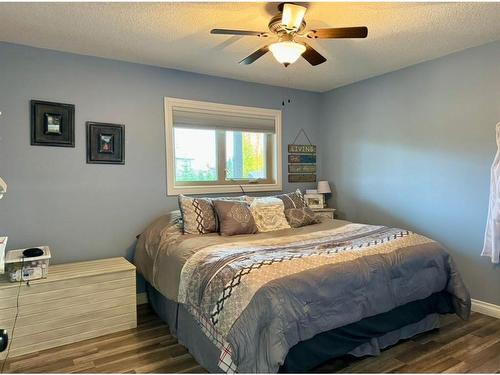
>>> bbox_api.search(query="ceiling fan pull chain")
[285,70,292,104]
[281,69,292,106]
[287,70,292,104]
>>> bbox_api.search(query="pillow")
[275,189,307,209]
[284,207,319,228]
[178,195,217,234]
[178,195,247,234]
[213,200,257,236]
[210,195,247,202]
[249,197,291,232]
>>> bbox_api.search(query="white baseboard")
[136,292,148,305]
[471,299,500,319]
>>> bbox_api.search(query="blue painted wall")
[1,41,499,304]
[320,41,500,305]
[0,42,321,292]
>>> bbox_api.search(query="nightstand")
[312,208,336,221]
[0,257,136,360]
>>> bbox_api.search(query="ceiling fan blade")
[281,3,307,31]
[239,46,270,65]
[211,29,268,37]
[301,43,327,66]
[308,27,368,39]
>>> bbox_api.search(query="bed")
[134,211,471,373]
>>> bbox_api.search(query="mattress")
[134,211,470,373]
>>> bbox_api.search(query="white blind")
[173,107,276,133]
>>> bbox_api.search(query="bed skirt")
[147,282,222,372]
[146,282,449,373]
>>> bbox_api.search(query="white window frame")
[164,97,282,195]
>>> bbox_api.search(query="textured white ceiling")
[0,2,499,92]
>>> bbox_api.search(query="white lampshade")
[269,41,306,66]
[317,180,331,194]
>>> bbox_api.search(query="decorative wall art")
[86,122,125,164]
[288,128,317,183]
[31,100,75,147]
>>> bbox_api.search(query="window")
[165,98,282,195]
[174,128,217,182]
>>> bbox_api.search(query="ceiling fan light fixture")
[269,41,306,66]
[282,3,307,32]
[212,3,368,67]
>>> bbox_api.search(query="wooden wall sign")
[288,145,316,154]
[288,142,317,183]
[288,174,316,183]
[288,164,317,173]
[288,154,316,164]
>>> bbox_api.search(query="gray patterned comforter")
[135,215,470,373]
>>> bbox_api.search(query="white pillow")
[249,197,291,232]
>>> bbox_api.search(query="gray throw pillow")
[213,200,257,236]
[275,189,307,209]
[284,207,319,228]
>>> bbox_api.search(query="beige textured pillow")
[213,200,257,236]
[249,197,291,232]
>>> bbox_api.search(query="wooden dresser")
[0,257,136,360]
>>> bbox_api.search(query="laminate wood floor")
[2,304,499,373]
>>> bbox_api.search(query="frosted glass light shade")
[317,180,331,194]
[269,41,306,66]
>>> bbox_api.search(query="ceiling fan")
[211,2,368,67]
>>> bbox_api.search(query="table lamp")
[317,180,331,208]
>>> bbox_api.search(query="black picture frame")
[86,122,125,164]
[31,100,75,147]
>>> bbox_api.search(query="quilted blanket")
[176,223,471,373]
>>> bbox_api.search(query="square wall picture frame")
[86,122,125,164]
[31,100,75,147]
